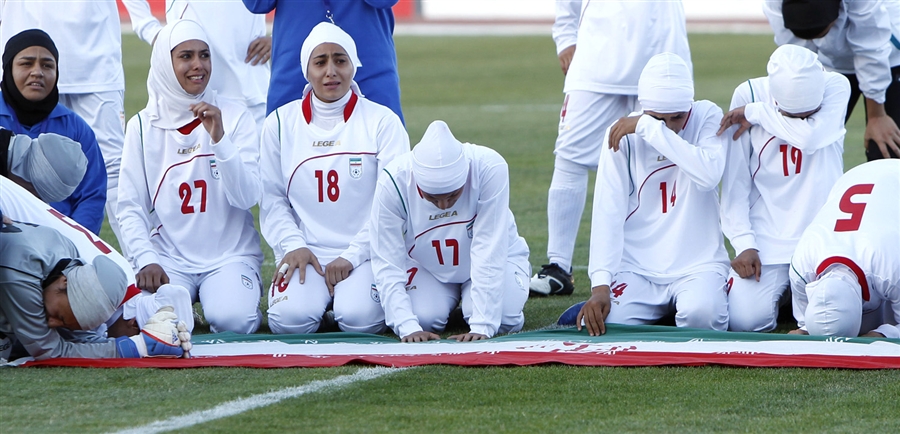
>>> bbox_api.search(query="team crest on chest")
[466,220,474,239]
[209,159,220,179]
[349,157,363,179]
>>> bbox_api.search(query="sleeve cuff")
[635,114,658,135]
[556,42,576,55]
[281,239,308,257]
[743,102,766,124]
[729,234,759,257]
[397,320,424,339]
[341,251,364,269]
[862,91,887,105]
[134,251,161,272]
[872,324,900,339]
[469,324,495,338]
[590,271,614,289]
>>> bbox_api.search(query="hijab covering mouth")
[146,19,215,129]
[638,53,694,114]
[299,22,362,98]
[1,29,59,127]
[412,120,469,195]
[767,44,825,114]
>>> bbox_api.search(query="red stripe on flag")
[23,351,900,369]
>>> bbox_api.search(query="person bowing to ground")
[370,120,530,343]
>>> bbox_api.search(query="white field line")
[111,367,401,434]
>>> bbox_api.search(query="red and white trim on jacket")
[815,256,871,301]
[302,91,359,124]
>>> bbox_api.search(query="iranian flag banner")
[23,325,900,369]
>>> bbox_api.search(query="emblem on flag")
[210,159,220,179]
[349,157,363,179]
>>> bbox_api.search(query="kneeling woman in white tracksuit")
[371,120,531,342]
[259,23,409,334]
[117,20,265,334]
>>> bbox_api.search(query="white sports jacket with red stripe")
[589,100,729,288]
[720,72,849,265]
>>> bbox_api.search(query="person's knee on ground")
[412,303,451,334]
[728,303,778,332]
[496,264,528,334]
[673,276,729,331]
[496,313,525,335]
[727,279,781,332]
[204,305,261,334]
[333,294,385,334]
[675,299,729,331]
[268,301,323,335]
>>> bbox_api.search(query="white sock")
[546,156,589,273]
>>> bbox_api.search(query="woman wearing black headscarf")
[0,29,107,234]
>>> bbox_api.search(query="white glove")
[176,317,193,356]
[116,306,188,358]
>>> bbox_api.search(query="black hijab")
[1,29,59,127]
[782,0,842,40]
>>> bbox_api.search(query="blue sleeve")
[364,0,398,8]
[242,0,277,13]
[49,118,107,234]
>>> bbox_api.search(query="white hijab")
[299,22,362,98]
[412,121,470,195]
[637,53,694,114]
[805,266,864,337]
[145,19,216,129]
[768,44,825,114]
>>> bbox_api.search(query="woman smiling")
[116,20,264,334]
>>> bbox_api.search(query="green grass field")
[3,33,897,433]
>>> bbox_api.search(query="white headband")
[412,121,469,195]
[638,52,694,114]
